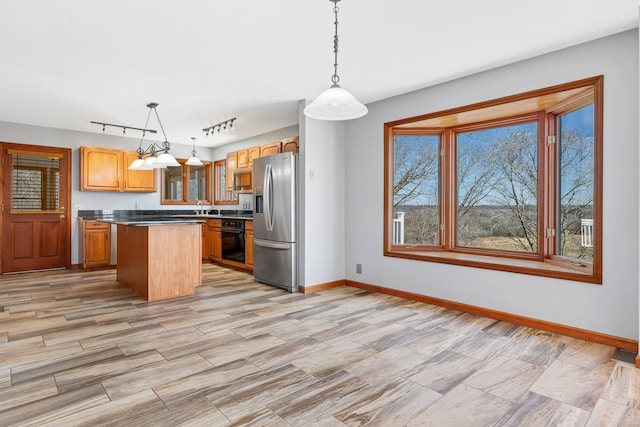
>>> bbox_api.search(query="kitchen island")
[102,218,204,301]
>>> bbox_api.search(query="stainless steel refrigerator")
[253,152,297,292]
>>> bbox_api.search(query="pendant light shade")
[186,156,203,166]
[128,158,145,170]
[304,0,367,121]
[185,137,203,166]
[303,84,368,120]
[154,152,180,168]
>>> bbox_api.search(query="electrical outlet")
[309,169,315,180]
[356,263,362,274]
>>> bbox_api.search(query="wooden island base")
[116,223,202,301]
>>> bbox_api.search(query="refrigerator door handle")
[254,238,291,250]
[264,163,274,232]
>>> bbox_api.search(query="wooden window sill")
[385,249,599,284]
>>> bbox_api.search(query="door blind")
[11,154,61,211]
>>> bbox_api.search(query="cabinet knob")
[59,214,65,219]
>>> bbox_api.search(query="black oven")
[221,219,245,264]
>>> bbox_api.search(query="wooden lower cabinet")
[202,223,207,259]
[116,223,201,301]
[245,220,253,268]
[208,219,222,262]
[82,220,111,268]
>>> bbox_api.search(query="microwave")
[232,168,252,193]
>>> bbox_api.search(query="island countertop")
[98,218,206,226]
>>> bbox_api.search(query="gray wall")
[0,122,216,265]
[344,29,639,340]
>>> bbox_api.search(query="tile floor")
[0,264,639,426]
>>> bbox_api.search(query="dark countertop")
[78,209,253,221]
[98,218,206,226]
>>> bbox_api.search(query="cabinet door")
[202,223,207,260]
[83,221,110,267]
[225,152,237,192]
[245,231,253,268]
[123,151,157,192]
[282,137,299,153]
[248,146,260,166]
[260,141,281,157]
[81,147,123,191]
[237,149,250,168]
[208,227,222,262]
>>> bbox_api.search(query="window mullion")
[442,128,454,250]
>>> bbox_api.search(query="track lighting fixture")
[89,121,157,137]
[202,118,236,137]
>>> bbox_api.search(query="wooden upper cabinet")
[237,149,250,169]
[282,137,299,153]
[123,151,156,192]
[260,141,281,157]
[225,151,237,192]
[81,146,155,192]
[248,146,260,166]
[81,146,123,191]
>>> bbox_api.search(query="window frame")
[160,159,212,205]
[384,76,603,284]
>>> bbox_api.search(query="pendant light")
[304,0,367,121]
[185,137,203,166]
[127,103,180,170]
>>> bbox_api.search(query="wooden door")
[1,143,71,273]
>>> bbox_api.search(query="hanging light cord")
[151,104,169,143]
[331,0,340,85]
[191,137,198,157]
[134,103,172,158]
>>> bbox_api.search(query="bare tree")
[393,136,439,208]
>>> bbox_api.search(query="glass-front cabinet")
[161,160,212,205]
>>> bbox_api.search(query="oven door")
[221,229,245,264]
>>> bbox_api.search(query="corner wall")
[299,101,346,288]
[345,29,639,340]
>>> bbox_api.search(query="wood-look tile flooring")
[1,264,639,426]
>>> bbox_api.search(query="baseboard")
[346,279,638,353]
[300,279,345,294]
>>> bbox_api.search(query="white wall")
[345,29,639,340]
[299,101,346,288]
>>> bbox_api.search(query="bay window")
[384,76,602,283]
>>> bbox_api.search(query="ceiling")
[0,1,637,148]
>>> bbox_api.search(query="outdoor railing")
[581,218,593,247]
[393,212,405,245]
